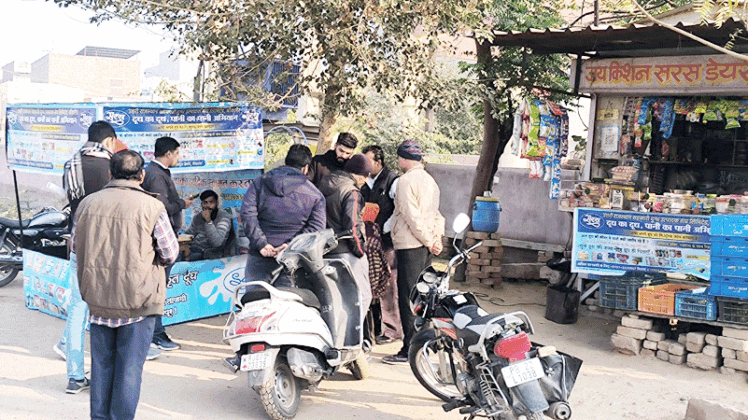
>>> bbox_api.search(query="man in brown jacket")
[73,150,179,420]
[382,140,445,365]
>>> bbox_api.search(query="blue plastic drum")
[472,196,501,232]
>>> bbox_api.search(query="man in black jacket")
[317,154,373,348]
[141,136,194,352]
[308,132,358,187]
[361,145,402,345]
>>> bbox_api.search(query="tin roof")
[489,18,748,58]
[76,46,140,60]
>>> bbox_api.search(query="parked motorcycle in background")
[223,229,370,420]
[0,205,70,287]
[407,213,582,420]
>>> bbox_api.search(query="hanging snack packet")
[659,98,676,139]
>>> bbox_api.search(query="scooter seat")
[0,217,30,229]
[239,285,320,310]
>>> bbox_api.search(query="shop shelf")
[711,237,748,258]
[674,288,717,321]
[711,215,748,236]
[710,275,748,299]
[598,271,667,310]
[711,256,748,278]
[638,283,700,316]
[717,296,748,325]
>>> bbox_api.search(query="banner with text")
[572,208,710,279]
[23,249,73,321]
[103,103,264,172]
[576,54,748,95]
[6,104,97,174]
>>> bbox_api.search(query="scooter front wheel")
[259,357,301,420]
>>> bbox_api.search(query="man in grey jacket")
[73,150,179,420]
[184,189,232,260]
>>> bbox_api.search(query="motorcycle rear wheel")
[408,329,463,402]
[0,240,19,288]
[259,357,301,420]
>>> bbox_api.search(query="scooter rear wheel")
[347,352,371,380]
[0,240,19,288]
[259,357,301,420]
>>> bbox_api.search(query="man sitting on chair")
[184,189,233,260]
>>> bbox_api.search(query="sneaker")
[223,355,240,373]
[65,377,90,394]
[151,334,181,351]
[146,347,161,361]
[53,341,67,361]
[375,335,396,345]
[381,354,408,365]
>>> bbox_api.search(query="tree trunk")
[315,89,339,155]
[468,40,502,215]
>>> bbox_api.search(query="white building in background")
[142,50,200,102]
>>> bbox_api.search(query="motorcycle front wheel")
[408,329,463,402]
[259,357,301,420]
[0,240,19,288]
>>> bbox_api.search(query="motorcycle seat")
[452,306,507,348]
[0,217,30,229]
[239,285,320,310]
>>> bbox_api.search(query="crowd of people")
[53,121,445,420]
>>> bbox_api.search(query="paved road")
[1,273,747,420]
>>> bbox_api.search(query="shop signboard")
[5,104,97,175]
[23,249,249,326]
[575,54,748,95]
[572,208,710,279]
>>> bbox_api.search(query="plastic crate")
[717,296,748,325]
[711,256,748,278]
[638,283,700,316]
[710,275,748,299]
[711,237,748,258]
[674,287,717,321]
[598,271,667,310]
[711,215,748,236]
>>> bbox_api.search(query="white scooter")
[223,229,370,420]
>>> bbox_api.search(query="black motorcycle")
[0,206,70,287]
[407,214,582,420]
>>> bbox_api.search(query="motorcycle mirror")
[452,213,470,235]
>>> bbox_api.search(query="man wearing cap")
[382,140,445,365]
[317,154,373,347]
[308,132,358,187]
[183,189,233,261]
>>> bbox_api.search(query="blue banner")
[572,208,711,279]
[6,104,97,174]
[103,102,264,172]
[23,249,249,326]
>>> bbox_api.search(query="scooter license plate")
[501,357,545,388]
[240,352,272,371]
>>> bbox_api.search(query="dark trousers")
[396,246,431,356]
[245,252,294,288]
[90,316,156,420]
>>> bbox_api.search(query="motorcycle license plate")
[240,352,272,371]
[501,357,544,388]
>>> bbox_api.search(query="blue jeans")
[245,252,294,288]
[90,316,156,420]
[60,252,88,381]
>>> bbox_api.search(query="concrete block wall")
[610,314,748,376]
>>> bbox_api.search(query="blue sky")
[0,0,176,68]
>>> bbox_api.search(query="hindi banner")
[572,208,710,279]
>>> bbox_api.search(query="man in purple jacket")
[240,144,326,287]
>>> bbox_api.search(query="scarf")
[63,141,113,202]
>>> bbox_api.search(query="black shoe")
[66,377,90,394]
[152,334,180,351]
[382,354,408,365]
[375,335,396,345]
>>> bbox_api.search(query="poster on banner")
[572,208,711,279]
[162,255,249,326]
[23,249,73,320]
[6,104,97,175]
[103,103,264,172]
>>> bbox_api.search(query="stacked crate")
[464,231,503,287]
[710,216,748,325]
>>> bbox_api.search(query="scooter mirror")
[452,213,470,235]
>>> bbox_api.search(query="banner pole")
[12,170,24,249]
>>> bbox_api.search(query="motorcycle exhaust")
[546,401,572,420]
[0,254,23,264]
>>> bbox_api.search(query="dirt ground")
[1,271,747,420]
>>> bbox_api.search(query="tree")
[51,0,482,152]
